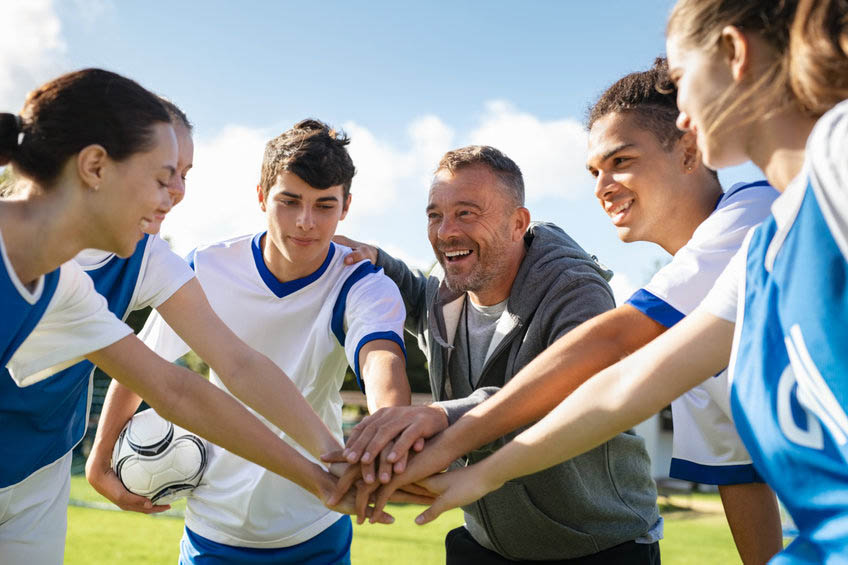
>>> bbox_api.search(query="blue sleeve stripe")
[352,331,407,393]
[184,248,197,271]
[625,289,685,328]
[669,458,765,485]
[331,262,382,346]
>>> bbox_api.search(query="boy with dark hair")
[103,119,411,564]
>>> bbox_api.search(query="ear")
[719,25,750,83]
[512,207,531,241]
[339,193,352,221]
[678,131,701,173]
[257,184,267,212]
[76,144,109,190]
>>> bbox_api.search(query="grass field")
[66,477,743,564]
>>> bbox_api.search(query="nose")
[296,206,314,231]
[676,111,691,132]
[168,176,186,208]
[593,170,617,201]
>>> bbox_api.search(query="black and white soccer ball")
[112,408,207,505]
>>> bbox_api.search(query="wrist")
[427,404,449,431]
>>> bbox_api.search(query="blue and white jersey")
[705,100,848,563]
[626,181,777,484]
[140,233,406,549]
[0,235,194,488]
[1,232,132,389]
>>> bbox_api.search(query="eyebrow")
[586,143,636,170]
[426,200,483,212]
[280,191,339,202]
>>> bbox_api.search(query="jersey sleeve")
[627,183,777,325]
[337,266,406,392]
[6,261,133,386]
[137,307,191,363]
[132,235,196,310]
[808,98,848,262]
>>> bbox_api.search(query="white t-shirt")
[626,181,778,483]
[140,234,406,548]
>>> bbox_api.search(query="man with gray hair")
[332,145,661,563]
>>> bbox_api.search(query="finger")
[364,505,395,524]
[385,425,426,464]
[321,449,348,463]
[354,480,379,524]
[415,499,448,525]
[393,449,409,475]
[388,490,435,505]
[378,442,394,484]
[360,458,376,485]
[344,418,382,462]
[327,465,360,506]
[371,482,398,519]
[362,423,410,465]
[413,437,425,452]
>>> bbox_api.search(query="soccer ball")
[112,408,207,505]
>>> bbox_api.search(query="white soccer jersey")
[75,235,196,316]
[5,259,133,387]
[626,181,778,484]
[139,234,406,548]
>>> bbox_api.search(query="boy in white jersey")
[98,119,411,564]
[341,60,783,564]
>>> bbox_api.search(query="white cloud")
[608,270,638,307]
[160,125,268,256]
[469,100,589,201]
[343,115,454,217]
[0,0,66,110]
[161,102,594,259]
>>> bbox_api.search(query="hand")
[332,235,378,266]
[315,469,395,525]
[85,446,170,514]
[368,433,462,519]
[342,405,447,472]
[414,466,500,525]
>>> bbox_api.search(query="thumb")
[415,499,447,525]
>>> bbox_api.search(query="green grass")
[66,476,742,564]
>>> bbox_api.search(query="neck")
[260,234,329,283]
[660,172,723,256]
[746,109,816,192]
[0,190,92,285]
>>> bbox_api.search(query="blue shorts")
[179,516,352,564]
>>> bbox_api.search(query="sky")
[2,0,765,302]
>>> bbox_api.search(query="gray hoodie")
[376,222,659,560]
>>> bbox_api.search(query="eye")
[613,156,631,167]
[427,212,441,221]
[588,168,599,178]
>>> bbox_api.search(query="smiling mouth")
[443,249,472,262]
[608,200,633,225]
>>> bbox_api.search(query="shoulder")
[190,233,256,265]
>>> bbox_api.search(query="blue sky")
[3,0,764,301]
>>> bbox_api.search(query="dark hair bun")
[0,113,20,166]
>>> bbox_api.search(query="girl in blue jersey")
[0,70,381,564]
[409,1,848,561]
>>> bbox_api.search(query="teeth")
[610,201,633,215]
[445,250,471,258]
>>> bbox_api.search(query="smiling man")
[130,119,411,565]
[334,145,662,564]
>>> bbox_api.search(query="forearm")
[438,305,664,458]
[87,336,331,497]
[222,350,342,459]
[471,311,732,489]
[89,379,144,465]
[360,341,411,412]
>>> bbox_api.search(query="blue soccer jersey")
[716,100,848,562]
[0,235,193,487]
[0,230,60,372]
